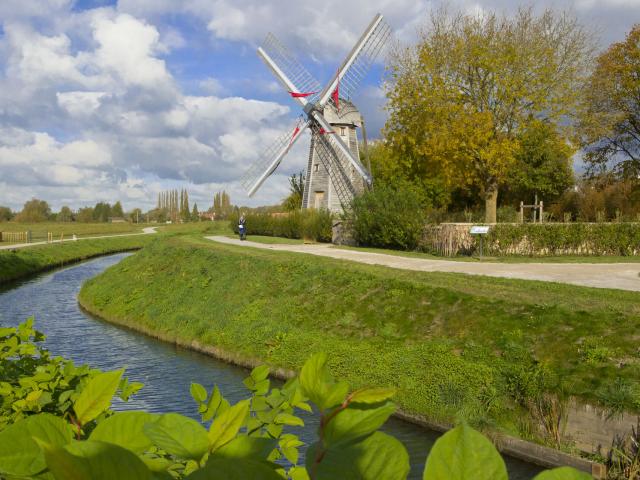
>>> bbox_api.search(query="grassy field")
[0,234,154,284]
[332,244,640,263]
[0,222,145,244]
[78,233,640,446]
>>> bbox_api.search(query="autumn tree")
[385,8,593,222]
[580,25,640,179]
[15,198,51,222]
[57,206,73,222]
[0,206,12,221]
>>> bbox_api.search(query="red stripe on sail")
[289,91,317,98]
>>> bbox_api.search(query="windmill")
[240,14,391,212]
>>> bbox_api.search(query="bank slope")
[78,235,640,440]
[0,235,154,284]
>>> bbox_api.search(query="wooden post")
[540,201,544,223]
[520,202,524,223]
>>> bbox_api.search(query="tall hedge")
[231,209,333,242]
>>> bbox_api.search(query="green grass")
[78,234,640,443]
[332,244,640,263]
[0,235,154,284]
[0,222,145,244]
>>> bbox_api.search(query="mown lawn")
[0,235,154,284]
[78,234,640,444]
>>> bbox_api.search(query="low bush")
[0,320,589,480]
[231,210,333,242]
[350,181,430,250]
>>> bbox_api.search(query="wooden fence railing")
[0,231,29,243]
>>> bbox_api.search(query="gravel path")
[207,235,640,292]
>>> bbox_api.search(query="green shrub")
[350,181,429,250]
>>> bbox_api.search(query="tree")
[112,201,124,218]
[213,190,232,219]
[283,171,305,211]
[503,120,575,204]
[129,208,143,223]
[14,198,51,222]
[385,8,593,222]
[57,206,73,222]
[580,25,640,179]
[76,207,95,223]
[93,202,111,222]
[180,189,190,222]
[0,206,13,222]
[191,202,199,221]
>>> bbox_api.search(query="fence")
[0,231,29,243]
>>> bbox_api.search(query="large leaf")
[323,401,396,447]
[299,353,348,411]
[214,436,277,459]
[208,400,250,452]
[423,424,507,480]
[350,387,396,404]
[144,413,209,460]
[43,440,152,480]
[307,431,409,480]
[185,457,282,480]
[73,369,124,425]
[190,383,208,403]
[0,413,73,476]
[533,467,593,480]
[90,411,158,454]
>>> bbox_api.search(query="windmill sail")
[240,120,309,196]
[260,33,322,104]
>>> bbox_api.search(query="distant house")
[109,217,126,223]
[199,212,216,221]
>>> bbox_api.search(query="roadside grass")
[331,244,640,263]
[79,233,640,442]
[0,222,145,244]
[0,235,154,284]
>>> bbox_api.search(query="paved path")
[207,236,640,292]
[0,227,157,251]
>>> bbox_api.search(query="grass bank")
[0,234,154,284]
[78,235,640,445]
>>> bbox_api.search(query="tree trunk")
[485,183,498,224]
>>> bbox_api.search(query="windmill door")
[314,191,325,209]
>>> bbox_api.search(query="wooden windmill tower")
[240,14,391,212]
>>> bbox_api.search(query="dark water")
[0,254,544,479]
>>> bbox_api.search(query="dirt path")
[207,235,640,292]
[0,227,157,251]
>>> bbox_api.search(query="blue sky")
[0,0,639,212]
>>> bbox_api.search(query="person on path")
[239,214,246,241]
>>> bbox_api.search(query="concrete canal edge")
[78,299,606,478]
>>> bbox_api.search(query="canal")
[0,253,544,479]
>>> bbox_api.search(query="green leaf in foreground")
[144,413,209,460]
[0,413,73,477]
[208,399,250,452]
[43,439,152,480]
[350,387,396,404]
[299,352,348,411]
[323,401,396,447]
[533,467,593,480]
[73,369,124,425]
[190,383,208,403]
[214,436,277,459]
[423,424,507,480]
[90,411,158,454]
[185,457,282,480]
[307,430,409,480]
